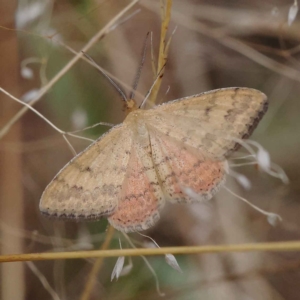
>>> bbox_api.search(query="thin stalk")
[2,240,300,263]
[80,226,115,300]
[148,0,173,106]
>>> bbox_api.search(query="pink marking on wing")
[156,135,225,202]
[108,146,160,232]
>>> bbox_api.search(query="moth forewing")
[39,124,133,220]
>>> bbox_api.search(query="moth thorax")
[137,120,147,136]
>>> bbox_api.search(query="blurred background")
[1,0,300,299]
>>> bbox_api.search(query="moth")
[40,87,268,232]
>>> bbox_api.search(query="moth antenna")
[139,63,166,109]
[129,32,150,101]
[81,51,128,104]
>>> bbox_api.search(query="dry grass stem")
[80,225,115,300]
[148,0,173,105]
[2,240,300,263]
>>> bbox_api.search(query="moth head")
[125,98,138,114]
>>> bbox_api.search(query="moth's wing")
[108,132,165,233]
[40,124,133,220]
[147,125,225,203]
[144,87,267,203]
[149,87,268,159]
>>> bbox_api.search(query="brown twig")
[2,240,300,263]
[80,225,115,300]
[148,0,173,106]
